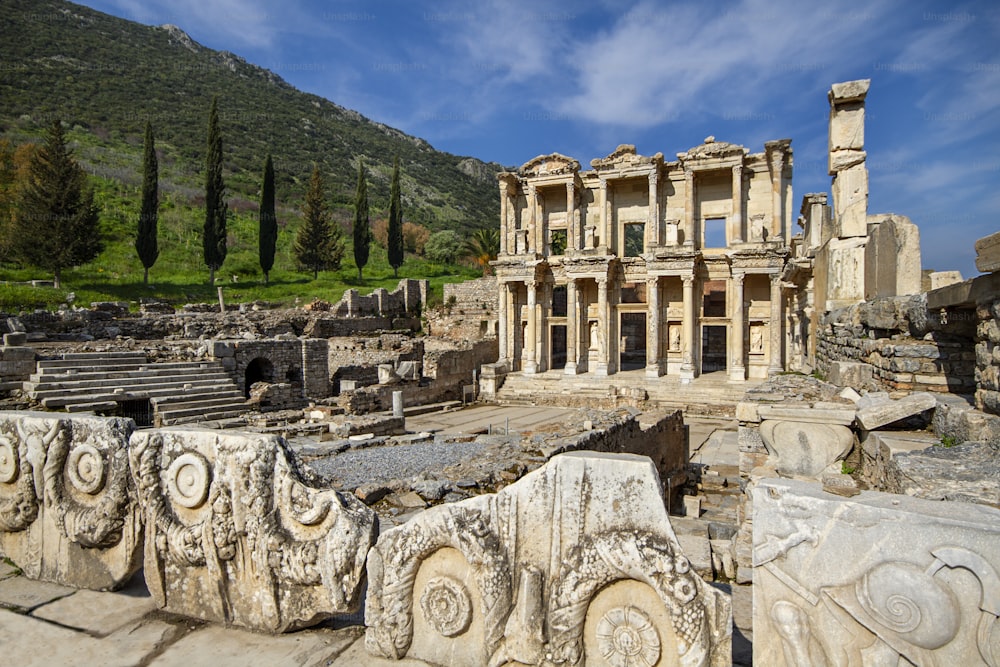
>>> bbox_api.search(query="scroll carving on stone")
[0,411,140,590]
[366,451,731,667]
[754,478,1000,667]
[129,427,376,632]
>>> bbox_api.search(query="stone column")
[765,139,791,242]
[524,280,537,374]
[684,169,695,247]
[646,277,662,378]
[599,178,609,251]
[566,181,576,254]
[680,275,695,381]
[565,279,578,375]
[538,281,551,372]
[499,181,509,255]
[729,273,746,382]
[595,276,609,376]
[526,184,537,254]
[647,171,659,249]
[497,282,509,362]
[731,164,743,243]
[769,274,783,375]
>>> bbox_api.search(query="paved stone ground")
[0,410,755,665]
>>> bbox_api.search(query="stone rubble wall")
[330,279,428,318]
[425,277,498,343]
[976,293,1000,414]
[0,333,35,392]
[816,295,977,393]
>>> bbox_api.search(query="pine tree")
[258,154,277,284]
[294,166,343,279]
[387,157,404,278]
[12,120,102,289]
[203,97,228,285]
[135,121,158,286]
[352,158,370,282]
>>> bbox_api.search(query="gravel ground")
[301,438,491,489]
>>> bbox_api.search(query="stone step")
[36,356,146,369]
[26,373,233,395]
[31,362,222,382]
[31,377,237,402]
[64,400,119,413]
[161,407,248,426]
[60,351,148,361]
[155,397,248,417]
[39,382,239,408]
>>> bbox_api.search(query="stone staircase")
[494,370,756,417]
[24,351,248,425]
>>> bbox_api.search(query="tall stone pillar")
[595,276,609,376]
[565,279,578,375]
[566,181,576,254]
[646,277,662,378]
[499,181,509,255]
[538,281,551,372]
[599,178,610,252]
[768,274,783,375]
[526,184,537,254]
[524,280,537,374]
[828,79,870,239]
[684,169,695,247]
[765,140,791,242]
[680,275,695,381]
[647,171,659,249]
[729,273,746,382]
[731,164,743,243]
[497,282,509,362]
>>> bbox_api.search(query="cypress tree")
[294,165,343,279]
[258,154,277,284]
[135,121,158,286]
[12,120,102,289]
[203,97,228,285]
[352,158,370,282]
[387,157,403,278]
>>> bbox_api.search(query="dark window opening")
[624,223,645,257]
[550,325,567,369]
[116,399,153,427]
[703,280,726,318]
[620,313,647,370]
[552,285,567,317]
[620,282,646,304]
[702,325,727,373]
[245,357,275,397]
[549,229,567,256]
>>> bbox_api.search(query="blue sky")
[75,0,999,277]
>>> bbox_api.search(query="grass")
[840,461,856,475]
[938,434,960,448]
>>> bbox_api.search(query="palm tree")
[463,226,500,276]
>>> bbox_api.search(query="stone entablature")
[494,137,795,382]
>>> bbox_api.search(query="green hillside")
[0,0,500,309]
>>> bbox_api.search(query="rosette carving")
[420,576,472,638]
[166,453,210,509]
[0,432,40,532]
[596,606,661,667]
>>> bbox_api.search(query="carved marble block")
[754,478,1000,667]
[366,451,731,666]
[129,428,376,632]
[0,410,141,590]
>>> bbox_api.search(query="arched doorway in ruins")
[244,357,275,397]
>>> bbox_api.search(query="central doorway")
[619,313,647,370]
[701,325,727,373]
[550,325,567,370]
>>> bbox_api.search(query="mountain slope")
[0,0,502,233]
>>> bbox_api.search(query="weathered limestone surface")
[883,438,1000,506]
[0,411,141,590]
[865,213,921,299]
[976,230,1000,274]
[129,428,376,632]
[855,391,937,430]
[365,451,731,666]
[827,360,873,388]
[759,419,854,477]
[753,478,1000,666]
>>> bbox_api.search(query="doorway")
[550,325,567,370]
[244,357,275,397]
[701,325,727,373]
[619,313,647,370]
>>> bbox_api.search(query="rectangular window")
[549,229,567,256]
[624,223,645,257]
[552,285,567,317]
[704,218,726,248]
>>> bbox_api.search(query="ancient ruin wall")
[977,292,1000,415]
[426,276,498,343]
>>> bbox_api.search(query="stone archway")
[244,357,274,397]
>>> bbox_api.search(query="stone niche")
[0,411,141,591]
[365,451,731,667]
[753,478,1000,667]
[129,427,376,632]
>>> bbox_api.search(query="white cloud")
[102,0,280,50]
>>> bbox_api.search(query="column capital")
[526,183,537,196]
[732,272,745,286]
[731,163,743,176]
[648,170,659,185]
[599,177,608,190]
[646,276,658,288]
[770,273,782,286]
[597,275,608,287]
[566,181,575,193]
[682,275,694,288]
[684,168,694,183]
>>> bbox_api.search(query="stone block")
[831,166,868,238]
[3,332,27,346]
[129,427,376,632]
[929,271,964,290]
[0,411,141,591]
[865,214,921,298]
[975,230,1000,274]
[365,451,731,666]
[753,477,1000,667]
[757,403,855,425]
[683,494,702,517]
[829,78,870,104]
[735,401,760,423]
[759,419,854,477]
[818,236,866,309]
[827,360,873,389]
[855,391,937,430]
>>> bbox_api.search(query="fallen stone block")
[827,360,873,389]
[759,419,854,477]
[365,451,731,667]
[855,391,937,430]
[0,411,141,591]
[129,427,376,632]
[975,230,1000,274]
[753,478,1000,667]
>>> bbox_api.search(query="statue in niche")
[589,321,599,351]
[585,225,596,249]
[751,325,764,353]
[669,325,681,351]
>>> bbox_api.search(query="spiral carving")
[67,444,106,495]
[0,436,17,484]
[420,576,472,638]
[166,453,210,509]
[857,561,959,649]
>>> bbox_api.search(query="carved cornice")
[590,144,664,170]
[520,153,581,177]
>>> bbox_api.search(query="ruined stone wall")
[422,339,497,385]
[815,295,976,393]
[0,333,35,392]
[211,339,317,401]
[977,293,1000,414]
[426,277,498,343]
[327,335,422,392]
[329,279,427,318]
[303,315,419,337]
